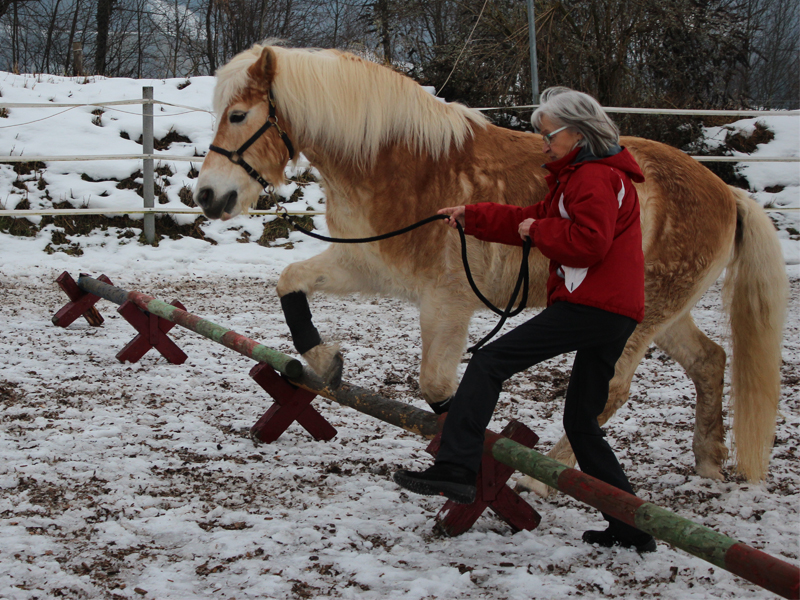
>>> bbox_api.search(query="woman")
[394,87,656,553]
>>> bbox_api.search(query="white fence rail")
[479,105,800,117]
[2,208,325,217]
[0,154,198,162]
[1,90,798,242]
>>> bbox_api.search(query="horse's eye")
[229,112,247,124]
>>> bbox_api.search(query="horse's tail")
[723,186,788,481]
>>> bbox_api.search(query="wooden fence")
[1,88,797,243]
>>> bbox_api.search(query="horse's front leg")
[276,246,370,386]
[418,291,474,407]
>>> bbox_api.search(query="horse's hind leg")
[277,246,371,385]
[516,321,656,496]
[525,312,728,486]
[652,312,727,479]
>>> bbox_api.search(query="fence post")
[142,86,155,244]
[526,0,539,104]
[72,42,83,77]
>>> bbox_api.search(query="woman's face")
[539,114,583,161]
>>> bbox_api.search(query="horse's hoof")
[695,461,724,480]
[515,475,555,498]
[302,342,343,387]
[323,352,344,389]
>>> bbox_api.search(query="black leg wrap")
[430,396,453,415]
[280,291,322,355]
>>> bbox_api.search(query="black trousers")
[436,301,646,540]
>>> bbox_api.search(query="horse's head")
[195,46,293,220]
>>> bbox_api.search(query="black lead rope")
[282,212,531,352]
[461,228,531,352]
[281,213,444,244]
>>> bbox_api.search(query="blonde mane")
[213,45,489,166]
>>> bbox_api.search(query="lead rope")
[280,212,531,352]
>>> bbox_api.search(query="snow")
[703,116,800,194]
[0,72,799,599]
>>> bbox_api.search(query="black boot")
[582,528,657,553]
[394,461,477,504]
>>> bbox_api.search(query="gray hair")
[531,87,620,156]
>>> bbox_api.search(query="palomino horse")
[195,44,787,486]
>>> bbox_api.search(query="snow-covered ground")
[0,72,798,599]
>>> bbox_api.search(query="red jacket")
[464,146,645,322]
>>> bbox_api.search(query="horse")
[194,44,788,487]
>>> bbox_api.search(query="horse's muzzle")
[195,187,238,220]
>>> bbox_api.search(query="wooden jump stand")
[249,362,337,443]
[116,298,188,364]
[426,418,541,536]
[53,271,110,327]
[54,272,187,364]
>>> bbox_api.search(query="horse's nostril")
[196,187,214,208]
[221,190,238,215]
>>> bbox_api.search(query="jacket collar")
[574,143,622,163]
[543,144,644,183]
[543,146,582,181]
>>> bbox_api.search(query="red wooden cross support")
[52,271,111,327]
[426,419,542,536]
[249,363,337,443]
[116,299,189,365]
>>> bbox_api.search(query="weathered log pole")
[71,275,302,379]
[294,372,798,599]
[64,275,799,598]
[294,370,441,439]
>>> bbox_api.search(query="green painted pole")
[491,438,799,599]
[75,275,302,379]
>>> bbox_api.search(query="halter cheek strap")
[209,90,295,190]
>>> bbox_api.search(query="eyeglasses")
[542,125,569,145]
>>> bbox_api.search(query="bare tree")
[0,0,793,119]
[40,0,62,72]
[204,0,217,72]
[95,0,113,74]
[0,0,33,21]
[744,0,800,108]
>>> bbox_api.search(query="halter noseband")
[208,91,295,190]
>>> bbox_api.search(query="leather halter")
[208,91,295,189]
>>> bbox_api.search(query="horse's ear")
[248,46,277,88]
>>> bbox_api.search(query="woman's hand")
[518,218,536,240]
[438,205,466,229]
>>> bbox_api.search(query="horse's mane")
[214,45,489,166]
